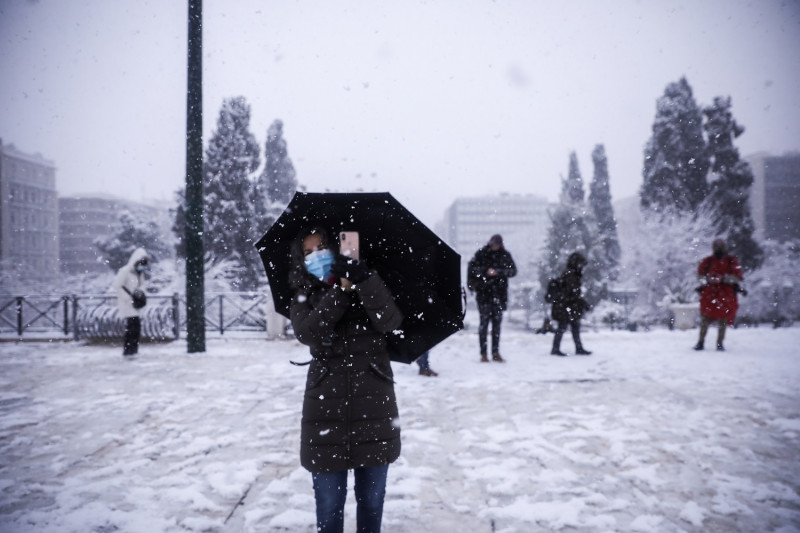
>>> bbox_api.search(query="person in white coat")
[113,248,149,356]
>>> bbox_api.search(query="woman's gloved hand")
[331,255,372,284]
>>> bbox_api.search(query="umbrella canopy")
[255,192,464,363]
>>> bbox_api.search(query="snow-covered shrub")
[737,239,799,325]
[621,206,716,323]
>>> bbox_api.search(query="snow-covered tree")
[204,97,261,284]
[539,152,602,307]
[623,205,716,319]
[0,260,56,294]
[173,97,263,291]
[588,144,621,285]
[702,96,764,270]
[563,151,586,205]
[260,120,297,205]
[254,119,297,237]
[641,77,709,215]
[740,239,800,324]
[171,189,188,259]
[95,211,172,272]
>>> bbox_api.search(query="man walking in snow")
[468,234,517,362]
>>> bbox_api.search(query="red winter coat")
[697,254,743,325]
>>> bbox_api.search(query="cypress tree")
[254,120,298,237]
[641,77,709,215]
[540,152,601,307]
[588,144,621,285]
[702,96,764,270]
[261,120,297,205]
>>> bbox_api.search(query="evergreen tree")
[702,96,764,270]
[95,211,172,271]
[171,189,187,259]
[588,144,621,286]
[260,120,297,205]
[539,152,602,307]
[564,151,586,204]
[254,119,298,237]
[173,97,262,291]
[641,77,710,215]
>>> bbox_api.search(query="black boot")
[574,329,591,355]
[693,342,704,351]
[551,330,566,356]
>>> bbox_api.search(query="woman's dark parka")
[290,250,404,474]
[551,253,588,323]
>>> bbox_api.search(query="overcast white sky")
[1,0,799,227]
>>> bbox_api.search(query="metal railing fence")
[0,292,272,341]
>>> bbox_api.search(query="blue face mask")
[304,249,334,281]
[136,264,148,273]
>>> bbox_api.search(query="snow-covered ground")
[1,323,799,533]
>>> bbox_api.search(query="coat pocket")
[306,365,329,390]
[369,362,395,384]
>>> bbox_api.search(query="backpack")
[467,258,480,292]
[544,278,564,304]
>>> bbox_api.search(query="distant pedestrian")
[468,234,517,362]
[535,316,556,335]
[416,350,438,376]
[550,252,591,356]
[694,239,743,351]
[112,248,149,357]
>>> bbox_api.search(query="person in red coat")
[694,239,744,351]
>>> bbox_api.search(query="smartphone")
[339,231,360,260]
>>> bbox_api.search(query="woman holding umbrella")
[550,251,592,356]
[288,225,404,533]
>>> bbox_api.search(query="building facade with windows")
[0,140,59,285]
[438,193,552,281]
[746,152,800,242]
[59,195,166,276]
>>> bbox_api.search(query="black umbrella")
[255,192,464,363]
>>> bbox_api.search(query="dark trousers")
[698,316,727,347]
[312,464,389,533]
[478,298,503,355]
[553,319,582,352]
[123,317,141,355]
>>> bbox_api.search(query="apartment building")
[0,140,59,285]
[747,152,800,242]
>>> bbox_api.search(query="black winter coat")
[468,246,517,310]
[291,272,404,474]
[551,268,587,323]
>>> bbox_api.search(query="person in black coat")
[468,234,517,362]
[550,252,591,356]
[289,225,404,533]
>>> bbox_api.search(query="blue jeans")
[312,464,389,533]
[416,351,430,371]
[478,298,503,354]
